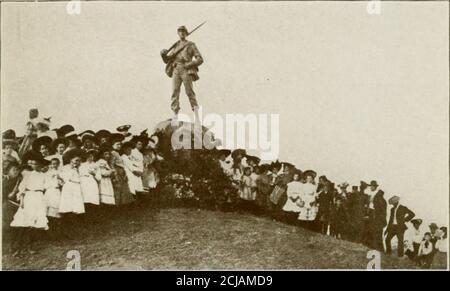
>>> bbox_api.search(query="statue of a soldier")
[161,25,204,123]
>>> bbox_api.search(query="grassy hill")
[2,202,447,270]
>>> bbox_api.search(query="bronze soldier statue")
[161,25,204,123]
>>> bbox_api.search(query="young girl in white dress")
[130,138,145,193]
[43,157,64,238]
[96,147,115,205]
[44,158,63,218]
[240,167,255,201]
[59,149,85,214]
[282,172,302,224]
[297,170,318,230]
[79,150,100,206]
[10,152,50,255]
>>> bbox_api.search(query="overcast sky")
[1,1,448,225]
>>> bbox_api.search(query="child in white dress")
[10,152,49,255]
[130,140,145,193]
[79,150,100,205]
[59,149,85,214]
[282,172,302,224]
[44,158,63,218]
[297,170,318,229]
[240,167,255,201]
[96,147,115,205]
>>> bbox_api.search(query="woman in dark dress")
[109,134,135,206]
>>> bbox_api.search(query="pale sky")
[1,1,448,225]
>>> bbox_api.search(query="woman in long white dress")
[79,150,100,205]
[297,170,318,230]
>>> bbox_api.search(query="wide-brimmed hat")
[231,149,246,160]
[22,150,49,166]
[66,131,80,141]
[303,170,317,179]
[130,134,149,145]
[281,162,295,169]
[217,149,231,157]
[95,129,111,141]
[52,124,75,138]
[292,169,303,177]
[369,180,379,187]
[80,131,96,143]
[110,133,125,144]
[116,125,131,137]
[388,195,400,205]
[32,136,53,152]
[62,148,86,165]
[2,129,18,147]
[2,129,16,140]
[246,155,261,165]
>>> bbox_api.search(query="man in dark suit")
[384,195,415,257]
[371,189,387,252]
[346,186,366,243]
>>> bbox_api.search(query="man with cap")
[384,195,415,257]
[161,25,204,123]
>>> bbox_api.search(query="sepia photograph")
[0,0,448,273]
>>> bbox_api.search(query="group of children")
[2,116,162,255]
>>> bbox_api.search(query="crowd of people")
[2,109,447,268]
[216,149,447,268]
[2,109,162,256]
